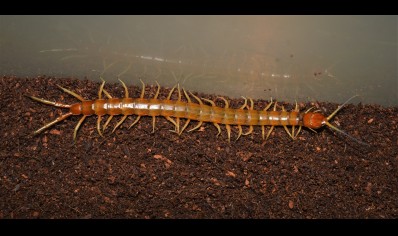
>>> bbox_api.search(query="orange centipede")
[27,79,368,145]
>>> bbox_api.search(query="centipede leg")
[165,116,178,133]
[175,84,182,134]
[292,125,295,138]
[239,97,248,109]
[154,81,160,99]
[152,116,156,133]
[73,115,87,141]
[243,126,253,136]
[147,82,162,133]
[202,98,222,137]
[119,79,129,98]
[177,84,182,101]
[128,116,141,129]
[176,89,192,135]
[264,100,279,140]
[225,124,231,142]
[213,123,222,136]
[176,118,181,134]
[236,125,243,140]
[180,119,191,135]
[167,85,176,100]
[112,115,128,133]
[33,112,73,135]
[261,98,276,140]
[183,89,192,103]
[99,78,106,98]
[189,91,203,105]
[186,91,205,132]
[266,126,274,140]
[103,115,113,131]
[139,79,146,99]
[236,97,248,140]
[56,85,85,102]
[283,125,294,139]
[97,116,104,137]
[293,101,302,139]
[95,80,107,137]
[242,98,254,136]
[295,125,302,139]
[281,105,294,140]
[187,121,203,132]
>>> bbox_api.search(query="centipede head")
[302,112,326,129]
[304,95,369,146]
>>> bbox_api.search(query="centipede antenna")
[26,95,71,108]
[327,95,359,121]
[324,121,369,146]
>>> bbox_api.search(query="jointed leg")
[33,112,73,135]
[73,115,87,141]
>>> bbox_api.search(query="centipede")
[27,79,368,145]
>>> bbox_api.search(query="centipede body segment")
[27,79,368,145]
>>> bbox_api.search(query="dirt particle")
[245,178,250,187]
[289,200,294,209]
[50,129,61,135]
[365,182,372,194]
[226,170,236,178]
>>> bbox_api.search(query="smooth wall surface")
[1,15,397,106]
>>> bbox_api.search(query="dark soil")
[0,76,397,219]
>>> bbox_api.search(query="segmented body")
[28,79,366,145]
[76,98,302,127]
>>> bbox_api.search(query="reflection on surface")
[1,16,396,106]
